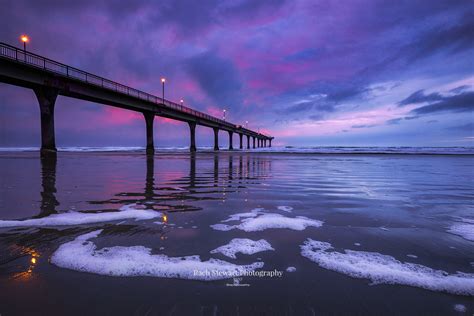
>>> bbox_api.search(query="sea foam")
[51,230,264,280]
[300,239,474,296]
[210,238,274,259]
[448,219,474,241]
[211,209,323,232]
[277,206,293,212]
[0,204,161,228]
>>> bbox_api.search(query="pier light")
[20,34,29,52]
[223,109,227,121]
[160,77,166,103]
[245,120,248,128]
[180,98,184,106]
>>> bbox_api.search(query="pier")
[0,42,273,153]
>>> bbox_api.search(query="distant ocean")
[0,146,473,154]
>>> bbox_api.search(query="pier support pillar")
[247,135,250,149]
[264,139,267,147]
[213,128,219,151]
[143,112,155,154]
[188,122,197,152]
[269,139,272,147]
[34,87,59,153]
[253,137,256,148]
[228,131,234,150]
[239,134,243,149]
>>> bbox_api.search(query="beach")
[0,149,473,315]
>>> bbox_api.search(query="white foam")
[210,238,274,259]
[354,243,361,246]
[212,213,323,232]
[277,206,293,213]
[454,304,466,312]
[300,239,474,296]
[286,266,296,272]
[0,204,161,228]
[448,220,474,241]
[51,230,264,280]
[221,209,263,222]
[407,254,418,259]
[210,223,234,231]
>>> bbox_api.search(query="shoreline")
[0,149,473,156]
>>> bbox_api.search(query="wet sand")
[0,151,473,315]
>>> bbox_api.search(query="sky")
[0,0,473,148]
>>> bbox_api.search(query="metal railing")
[0,42,261,133]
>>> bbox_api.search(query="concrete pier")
[143,112,155,154]
[0,42,274,152]
[34,87,58,153]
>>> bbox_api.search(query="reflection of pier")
[0,42,273,153]
[32,152,272,218]
[38,152,59,217]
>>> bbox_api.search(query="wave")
[0,146,473,154]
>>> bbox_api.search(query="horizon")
[0,0,473,148]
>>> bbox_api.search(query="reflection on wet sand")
[39,152,59,218]
[0,152,273,280]
[87,153,272,213]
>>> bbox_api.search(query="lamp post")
[223,109,226,121]
[180,98,184,107]
[161,77,166,103]
[20,35,29,61]
[245,120,248,129]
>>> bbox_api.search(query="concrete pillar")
[253,137,256,148]
[269,139,272,147]
[228,131,233,150]
[264,139,267,147]
[258,138,261,148]
[213,128,219,151]
[188,122,196,152]
[34,87,59,153]
[247,135,250,149]
[239,133,243,149]
[143,112,155,154]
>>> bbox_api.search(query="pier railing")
[0,42,246,131]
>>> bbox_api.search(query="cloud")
[352,124,377,129]
[409,12,474,60]
[446,122,474,131]
[386,118,403,125]
[185,51,242,109]
[398,90,444,106]
[410,91,474,115]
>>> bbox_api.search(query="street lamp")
[20,35,29,51]
[223,109,226,121]
[180,98,184,107]
[161,77,166,103]
[20,35,29,61]
[245,120,248,129]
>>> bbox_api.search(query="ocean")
[0,148,473,315]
